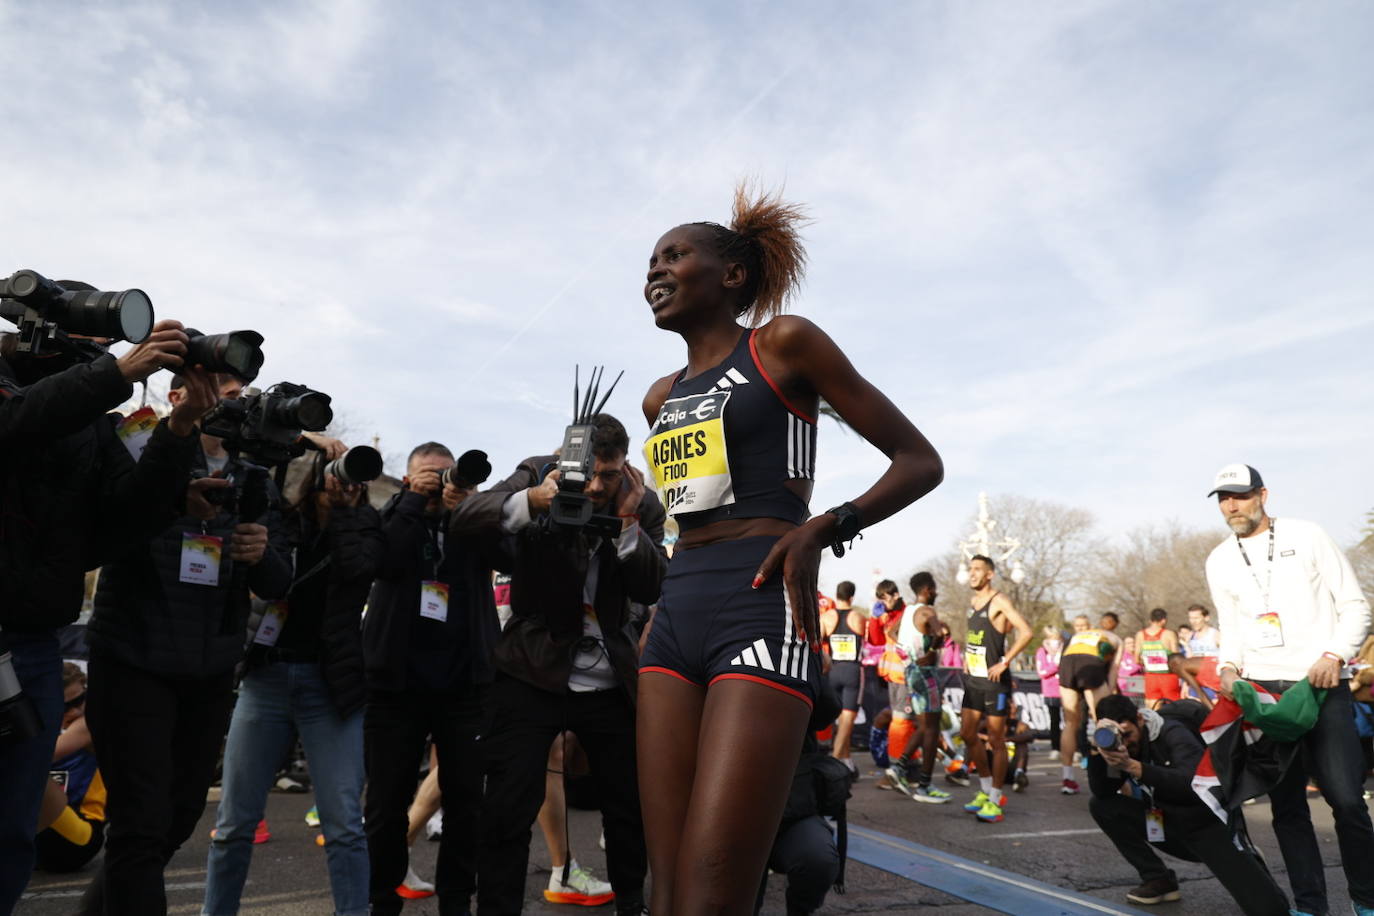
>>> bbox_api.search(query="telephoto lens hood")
[324,445,384,486]
[183,328,265,382]
[440,449,492,490]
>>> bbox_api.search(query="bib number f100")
[644,391,735,517]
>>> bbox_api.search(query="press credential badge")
[420,581,450,622]
[179,532,223,586]
[116,406,159,461]
[253,601,289,647]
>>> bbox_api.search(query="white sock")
[1062,766,1074,780]
[980,776,992,794]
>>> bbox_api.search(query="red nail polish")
[751,575,763,589]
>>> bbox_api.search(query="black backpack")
[783,752,856,893]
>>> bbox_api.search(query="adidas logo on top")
[707,368,749,394]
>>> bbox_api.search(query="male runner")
[1058,615,1122,794]
[958,555,1032,823]
[1135,608,1181,709]
[819,581,865,775]
[886,572,952,803]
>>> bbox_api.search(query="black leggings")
[1045,698,1062,750]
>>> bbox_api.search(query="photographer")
[0,313,209,912]
[1086,694,1288,914]
[203,452,383,916]
[79,373,293,916]
[450,413,665,916]
[363,442,504,916]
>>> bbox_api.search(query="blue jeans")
[1257,678,1374,914]
[203,663,367,916]
[0,631,63,914]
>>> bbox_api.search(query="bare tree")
[915,494,1097,647]
[1086,522,1219,633]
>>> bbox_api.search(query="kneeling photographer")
[204,445,384,916]
[80,373,296,915]
[1087,694,1287,914]
[1,272,213,911]
[450,411,666,916]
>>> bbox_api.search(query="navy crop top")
[644,327,816,532]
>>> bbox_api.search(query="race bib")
[965,644,989,679]
[1142,649,1169,673]
[1253,611,1284,648]
[116,406,159,460]
[1068,631,1099,651]
[420,581,450,622]
[829,633,858,662]
[179,533,222,586]
[253,601,289,647]
[644,392,734,517]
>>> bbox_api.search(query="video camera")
[201,381,333,469]
[1,269,153,362]
[548,366,623,538]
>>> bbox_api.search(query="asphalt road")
[17,749,1357,914]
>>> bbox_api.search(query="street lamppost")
[954,492,1026,586]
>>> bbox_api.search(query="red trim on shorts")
[709,672,814,708]
[748,329,817,424]
[639,666,703,687]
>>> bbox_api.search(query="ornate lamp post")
[954,492,1026,586]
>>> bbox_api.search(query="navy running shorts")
[827,661,861,712]
[640,535,821,708]
[961,676,1012,717]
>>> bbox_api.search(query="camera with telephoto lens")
[0,645,43,747]
[201,381,334,470]
[0,269,154,362]
[325,446,385,486]
[547,366,623,538]
[1092,720,1123,751]
[439,450,492,491]
[183,328,266,382]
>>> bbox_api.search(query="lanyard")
[424,523,446,580]
[1234,518,1275,610]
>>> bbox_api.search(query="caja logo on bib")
[644,391,734,517]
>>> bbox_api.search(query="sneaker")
[397,864,436,900]
[304,805,320,828]
[1125,874,1181,904]
[912,784,951,804]
[945,766,970,787]
[976,799,1004,823]
[1048,750,1060,761]
[1061,779,1080,795]
[254,820,271,844]
[1354,903,1374,916]
[841,758,860,779]
[884,765,914,797]
[964,791,989,813]
[425,809,443,841]
[545,862,615,906]
[275,775,308,793]
[875,771,898,791]
[1014,769,1029,792]
[315,833,324,847]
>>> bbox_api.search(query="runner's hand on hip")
[753,516,833,651]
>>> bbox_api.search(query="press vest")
[645,328,816,531]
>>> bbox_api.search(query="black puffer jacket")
[87,446,293,677]
[0,354,197,633]
[252,503,382,716]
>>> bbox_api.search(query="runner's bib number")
[644,391,734,517]
[1142,647,1170,673]
[965,644,989,679]
[829,634,858,662]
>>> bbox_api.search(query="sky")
[3,0,1371,599]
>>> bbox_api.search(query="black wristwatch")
[824,502,863,558]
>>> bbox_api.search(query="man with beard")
[1204,463,1374,916]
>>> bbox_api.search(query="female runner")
[638,186,944,914]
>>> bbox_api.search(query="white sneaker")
[425,809,443,841]
[545,860,615,906]
[397,863,436,899]
[1048,750,1060,761]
